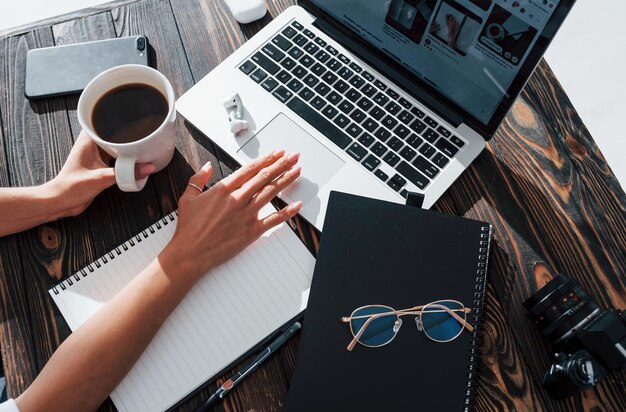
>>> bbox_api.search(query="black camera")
[523,274,626,399]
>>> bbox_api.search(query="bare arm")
[15,150,301,412]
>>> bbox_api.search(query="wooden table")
[1,0,625,410]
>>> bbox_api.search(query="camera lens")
[136,37,146,51]
[524,275,600,344]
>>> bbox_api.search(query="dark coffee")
[92,83,168,144]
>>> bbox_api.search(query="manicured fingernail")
[273,149,285,157]
[287,152,300,162]
[291,166,302,176]
[290,201,303,211]
[139,164,156,175]
[201,161,212,171]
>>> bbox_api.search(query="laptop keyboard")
[238,20,466,196]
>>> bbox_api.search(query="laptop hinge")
[312,17,463,128]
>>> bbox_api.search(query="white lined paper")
[49,207,315,412]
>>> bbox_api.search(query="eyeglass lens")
[421,300,466,342]
[350,306,398,346]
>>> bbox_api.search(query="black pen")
[195,322,302,412]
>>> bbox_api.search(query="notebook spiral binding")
[463,224,493,412]
[51,211,179,295]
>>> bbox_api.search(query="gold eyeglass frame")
[341,299,474,351]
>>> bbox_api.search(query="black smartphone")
[25,35,150,99]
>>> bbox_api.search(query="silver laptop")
[177,0,574,229]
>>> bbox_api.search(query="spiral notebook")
[49,206,315,412]
[285,192,492,412]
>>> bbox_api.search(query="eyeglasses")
[341,299,473,351]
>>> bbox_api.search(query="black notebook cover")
[285,192,492,412]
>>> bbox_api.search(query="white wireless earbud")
[223,93,248,134]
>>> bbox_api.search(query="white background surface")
[1,0,624,188]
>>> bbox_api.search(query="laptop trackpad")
[237,113,345,204]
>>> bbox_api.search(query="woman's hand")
[160,150,302,282]
[45,130,155,218]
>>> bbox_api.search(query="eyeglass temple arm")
[346,313,383,351]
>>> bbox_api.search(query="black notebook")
[285,192,493,412]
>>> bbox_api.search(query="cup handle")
[115,156,148,192]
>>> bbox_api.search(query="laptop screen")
[308,0,563,129]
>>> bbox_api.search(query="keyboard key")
[375,169,389,182]
[293,34,307,46]
[299,87,314,101]
[315,37,327,47]
[437,126,451,137]
[397,161,429,189]
[349,75,365,88]
[387,136,403,152]
[371,142,387,156]
[346,123,362,138]
[250,68,267,83]
[326,58,341,71]
[394,125,411,139]
[277,70,292,83]
[303,28,315,39]
[345,88,362,102]
[432,153,450,168]
[338,67,354,80]
[328,91,342,105]
[350,109,366,123]
[326,45,338,55]
[386,88,399,99]
[399,97,412,109]
[272,86,292,102]
[435,139,459,157]
[374,127,392,142]
[381,115,398,130]
[338,53,350,64]
[346,142,367,161]
[424,116,438,128]
[387,173,407,192]
[334,114,350,128]
[322,72,338,85]
[400,146,417,161]
[383,151,400,167]
[304,42,319,55]
[374,80,386,90]
[311,63,326,76]
[400,189,408,199]
[322,105,338,119]
[370,106,385,120]
[450,135,465,148]
[410,107,425,118]
[281,57,297,70]
[316,50,331,63]
[412,155,439,179]
[362,71,374,81]
[406,133,423,149]
[361,84,377,97]
[239,60,257,75]
[311,96,326,109]
[373,92,389,106]
[261,77,279,92]
[334,80,349,93]
[252,52,280,75]
[292,66,308,79]
[423,128,439,143]
[409,119,426,134]
[314,83,331,96]
[362,154,380,171]
[362,118,378,132]
[288,47,304,59]
[399,110,414,125]
[419,143,436,158]
[358,133,374,147]
[292,21,304,30]
[303,74,319,87]
[282,26,297,38]
[300,54,315,67]
[287,97,352,149]
[287,78,303,92]
[339,100,355,114]
[386,102,402,115]
[349,62,363,73]
[272,34,293,51]
[357,97,374,111]
[263,43,285,61]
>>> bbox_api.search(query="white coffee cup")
[77,64,176,192]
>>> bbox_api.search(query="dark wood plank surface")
[1,0,625,411]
